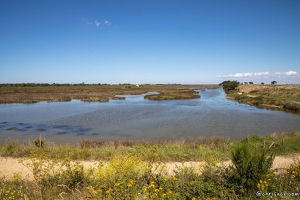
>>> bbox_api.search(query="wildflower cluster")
[285,162,300,181]
[145,181,174,199]
[257,180,268,191]
[0,182,27,200]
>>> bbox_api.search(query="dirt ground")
[1,154,299,181]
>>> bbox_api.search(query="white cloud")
[254,72,270,76]
[220,72,269,78]
[218,71,298,78]
[284,71,297,76]
[105,20,111,26]
[85,20,112,27]
[95,20,101,27]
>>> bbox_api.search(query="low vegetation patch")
[1,132,300,199]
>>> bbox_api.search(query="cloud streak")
[218,71,298,78]
[95,20,101,27]
[86,20,112,27]
[105,20,111,26]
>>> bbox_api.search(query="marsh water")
[0,88,300,144]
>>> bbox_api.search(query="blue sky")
[1,0,300,84]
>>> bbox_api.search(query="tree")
[271,81,277,85]
[261,82,264,85]
[220,80,239,93]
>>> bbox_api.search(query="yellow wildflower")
[106,188,113,194]
[148,181,155,189]
[114,182,123,187]
[143,187,147,193]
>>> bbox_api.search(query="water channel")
[0,88,299,144]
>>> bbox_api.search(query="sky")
[0,0,300,84]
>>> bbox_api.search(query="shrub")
[286,160,300,182]
[24,154,90,199]
[1,140,18,156]
[34,137,46,148]
[94,154,149,185]
[228,143,274,196]
[283,102,300,112]
[93,154,150,199]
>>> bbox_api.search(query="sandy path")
[1,154,299,181]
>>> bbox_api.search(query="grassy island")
[144,89,200,100]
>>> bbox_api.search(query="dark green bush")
[34,137,46,148]
[228,143,274,196]
[221,80,239,93]
[283,102,300,111]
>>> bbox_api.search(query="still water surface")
[0,88,299,144]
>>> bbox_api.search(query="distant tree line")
[0,83,112,87]
[241,82,253,85]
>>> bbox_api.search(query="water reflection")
[0,88,299,144]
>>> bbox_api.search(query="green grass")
[1,132,300,162]
[0,137,229,163]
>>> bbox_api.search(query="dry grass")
[227,84,300,112]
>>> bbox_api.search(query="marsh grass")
[144,90,200,100]
[0,84,219,103]
[1,132,299,162]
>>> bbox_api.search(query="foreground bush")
[228,143,274,196]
